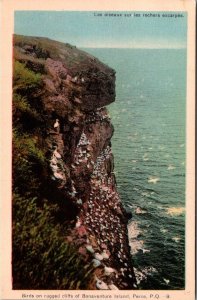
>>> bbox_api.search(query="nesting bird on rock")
[73,76,78,83]
[54,172,64,180]
[86,245,95,254]
[53,146,61,159]
[92,259,101,268]
[96,278,109,290]
[50,163,58,171]
[104,266,116,276]
[101,250,110,259]
[75,218,81,228]
[54,119,60,132]
[76,199,83,205]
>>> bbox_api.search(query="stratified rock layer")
[13,34,136,290]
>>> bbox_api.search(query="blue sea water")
[83,48,186,290]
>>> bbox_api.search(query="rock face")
[13,34,136,289]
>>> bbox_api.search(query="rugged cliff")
[12,34,136,290]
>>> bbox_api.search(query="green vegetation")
[13,93,41,131]
[13,130,45,196]
[13,194,93,289]
[13,61,41,91]
[12,58,93,289]
[13,60,45,195]
[13,61,43,133]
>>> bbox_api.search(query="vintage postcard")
[0,0,195,300]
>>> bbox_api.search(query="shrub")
[13,59,43,132]
[13,93,39,118]
[13,194,93,289]
[12,130,46,196]
[13,60,41,91]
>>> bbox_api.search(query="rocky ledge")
[13,34,136,290]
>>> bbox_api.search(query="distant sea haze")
[84,48,186,289]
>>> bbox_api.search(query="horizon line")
[13,33,186,50]
[80,46,186,50]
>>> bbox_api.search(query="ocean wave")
[131,160,138,163]
[141,191,150,197]
[166,207,185,216]
[158,145,165,150]
[143,153,149,161]
[130,239,144,255]
[133,187,140,191]
[134,267,158,285]
[128,221,147,255]
[128,220,142,239]
[143,157,149,161]
[160,228,168,233]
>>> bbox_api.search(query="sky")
[14,11,187,49]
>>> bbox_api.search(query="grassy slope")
[12,50,93,290]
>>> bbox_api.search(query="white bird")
[163,278,170,285]
[53,147,61,159]
[142,249,150,254]
[86,245,94,253]
[76,199,83,205]
[50,156,57,165]
[124,263,128,267]
[50,163,58,171]
[172,236,181,243]
[104,266,116,276]
[92,259,101,268]
[69,191,77,197]
[108,284,119,290]
[53,119,60,130]
[75,218,81,228]
[54,172,64,180]
[96,279,109,290]
[148,177,160,184]
[102,250,110,259]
